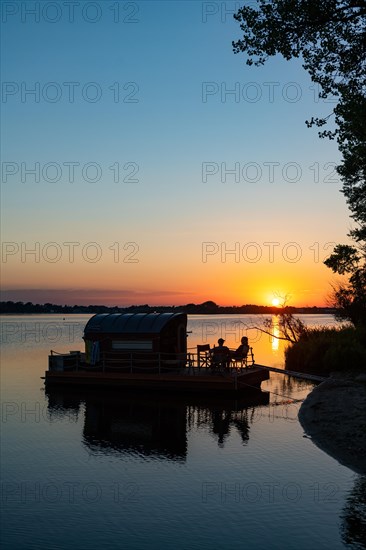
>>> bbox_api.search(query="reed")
[284,326,366,376]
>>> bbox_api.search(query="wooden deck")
[44,366,269,393]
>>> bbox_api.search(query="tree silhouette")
[233,1,366,325]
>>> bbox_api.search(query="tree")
[233,0,366,325]
[263,312,308,343]
[324,245,366,325]
[232,0,366,197]
[257,294,309,344]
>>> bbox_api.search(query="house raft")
[45,312,269,393]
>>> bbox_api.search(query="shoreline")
[299,376,366,475]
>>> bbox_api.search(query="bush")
[285,326,366,376]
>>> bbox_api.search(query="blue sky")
[1,1,351,306]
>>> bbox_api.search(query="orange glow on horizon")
[1,242,338,308]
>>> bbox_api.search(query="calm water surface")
[1,314,365,549]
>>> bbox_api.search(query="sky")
[1,0,353,307]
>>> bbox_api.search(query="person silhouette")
[233,336,249,359]
[211,338,231,371]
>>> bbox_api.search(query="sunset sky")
[1,1,352,307]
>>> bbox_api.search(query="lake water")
[1,314,364,549]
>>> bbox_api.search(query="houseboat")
[45,312,269,393]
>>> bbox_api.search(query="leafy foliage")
[232,0,366,195]
[324,244,361,275]
[233,1,366,326]
[324,245,366,325]
[232,1,365,120]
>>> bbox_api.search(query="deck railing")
[49,349,254,375]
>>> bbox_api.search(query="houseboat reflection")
[45,388,269,459]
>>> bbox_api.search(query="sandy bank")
[299,377,366,475]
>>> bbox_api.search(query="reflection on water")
[271,315,280,352]
[43,386,366,549]
[86,393,187,461]
[46,388,270,459]
[2,313,364,550]
[341,476,366,549]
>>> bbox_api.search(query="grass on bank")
[284,325,366,376]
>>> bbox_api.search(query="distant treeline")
[0,300,335,315]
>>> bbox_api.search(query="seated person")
[211,338,231,371]
[233,336,250,359]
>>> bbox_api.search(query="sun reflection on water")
[271,315,280,352]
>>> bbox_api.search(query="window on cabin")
[112,340,153,350]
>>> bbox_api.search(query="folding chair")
[197,344,211,370]
[231,346,255,371]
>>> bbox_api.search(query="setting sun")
[271,297,281,307]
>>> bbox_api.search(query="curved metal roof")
[84,312,187,335]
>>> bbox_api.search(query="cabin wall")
[84,334,160,365]
[83,313,187,366]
